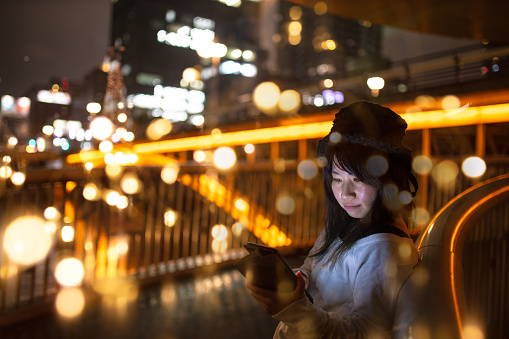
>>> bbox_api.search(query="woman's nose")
[341,181,356,197]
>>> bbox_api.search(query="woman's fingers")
[246,275,307,315]
[295,271,306,293]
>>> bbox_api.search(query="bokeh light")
[463,324,484,339]
[289,6,302,20]
[104,152,115,165]
[105,163,123,179]
[244,143,255,154]
[415,95,436,109]
[123,131,135,142]
[11,172,26,185]
[116,239,129,255]
[431,160,459,186]
[55,287,85,318]
[462,156,486,178]
[42,125,54,135]
[399,191,413,204]
[196,42,227,58]
[253,82,280,114]
[8,136,18,147]
[412,155,433,175]
[107,246,119,260]
[86,102,101,114]
[44,206,60,220]
[99,140,114,153]
[330,132,341,143]
[191,114,205,126]
[90,116,114,141]
[274,158,286,173]
[83,182,101,201]
[411,207,430,227]
[232,222,243,236]
[399,243,412,258]
[235,198,248,211]
[161,163,180,184]
[105,190,120,206]
[278,89,301,113]
[0,165,12,179]
[146,118,172,140]
[441,95,461,110]
[314,1,327,15]
[183,67,200,81]
[85,162,94,171]
[211,128,222,138]
[211,224,228,241]
[276,195,296,215]
[116,195,129,209]
[288,34,301,45]
[120,172,143,194]
[164,209,177,227]
[367,77,385,92]
[117,112,127,123]
[297,160,318,180]
[45,221,57,233]
[62,225,74,242]
[212,239,228,253]
[213,147,236,170]
[383,184,401,211]
[367,155,388,177]
[288,21,302,35]
[55,258,85,287]
[3,216,52,265]
[193,150,207,163]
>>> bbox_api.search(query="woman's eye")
[332,178,342,183]
[353,178,360,182]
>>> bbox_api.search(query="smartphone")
[236,242,313,303]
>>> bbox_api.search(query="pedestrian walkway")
[2,256,306,339]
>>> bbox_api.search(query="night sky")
[0,0,477,99]
[0,0,111,98]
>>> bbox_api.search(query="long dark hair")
[312,142,417,267]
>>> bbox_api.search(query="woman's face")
[331,162,379,219]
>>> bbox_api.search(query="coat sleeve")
[292,229,327,284]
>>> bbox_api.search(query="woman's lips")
[343,204,359,211]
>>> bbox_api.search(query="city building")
[110,0,387,131]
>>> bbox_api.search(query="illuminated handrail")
[393,173,509,338]
[67,102,509,164]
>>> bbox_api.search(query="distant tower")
[102,45,131,129]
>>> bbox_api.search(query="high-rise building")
[110,0,386,130]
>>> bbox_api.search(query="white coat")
[273,229,418,339]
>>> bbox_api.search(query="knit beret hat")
[316,101,412,157]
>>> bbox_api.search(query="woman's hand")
[246,271,307,315]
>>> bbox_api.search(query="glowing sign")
[37,90,71,105]
[302,90,344,107]
[1,95,31,116]
[157,26,216,51]
[219,61,257,77]
[217,0,241,7]
[129,85,205,122]
[193,16,215,30]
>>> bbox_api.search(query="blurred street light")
[367,76,385,97]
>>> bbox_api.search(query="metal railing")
[0,151,508,326]
[393,173,509,339]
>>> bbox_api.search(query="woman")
[247,101,420,338]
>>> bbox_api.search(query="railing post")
[476,123,486,158]
[420,128,431,212]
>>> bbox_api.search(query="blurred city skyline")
[0,0,479,98]
[0,0,111,97]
